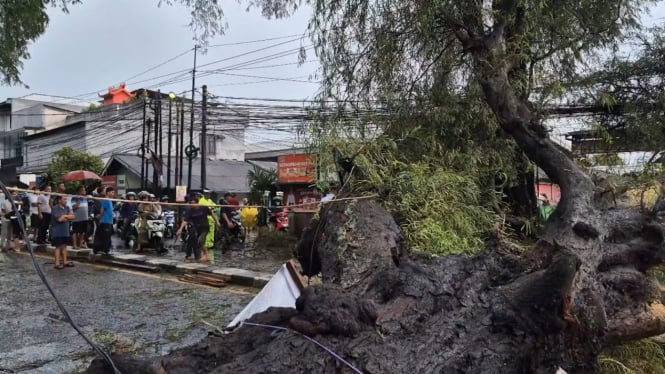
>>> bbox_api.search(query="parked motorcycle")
[125,213,166,254]
[275,210,289,232]
[163,210,176,239]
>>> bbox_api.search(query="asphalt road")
[0,252,254,373]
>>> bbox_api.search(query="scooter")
[163,210,176,239]
[275,210,289,232]
[126,213,166,254]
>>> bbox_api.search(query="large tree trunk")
[87,10,665,374]
[86,198,665,374]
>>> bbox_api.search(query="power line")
[46,36,306,104]
[208,33,304,47]
[123,48,194,82]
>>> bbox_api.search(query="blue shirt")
[100,199,114,224]
[51,205,72,238]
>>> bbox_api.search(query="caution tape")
[5,186,377,210]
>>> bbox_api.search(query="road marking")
[13,252,256,296]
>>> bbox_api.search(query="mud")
[0,253,253,373]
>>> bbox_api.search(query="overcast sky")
[0,0,319,105]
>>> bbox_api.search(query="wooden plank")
[179,274,227,288]
[286,259,308,292]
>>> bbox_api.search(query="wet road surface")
[0,252,254,373]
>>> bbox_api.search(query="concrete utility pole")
[167,93,175,193]
[187,45,198,190]
[154,90,161,195]
[201,85,207,189]
[140,97,146,189]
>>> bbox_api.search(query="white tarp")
[228,264,302,328]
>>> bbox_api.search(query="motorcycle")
[266,206,288,233]
[125,213,167,254]
[275,210,289,232]
[163,210,176,239]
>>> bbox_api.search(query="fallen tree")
[86,191,665,373]
[87,1,665,373]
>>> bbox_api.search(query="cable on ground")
[240,321,363,374]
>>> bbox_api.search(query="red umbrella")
[62,170,103,182]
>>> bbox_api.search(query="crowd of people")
[0,183,250,269]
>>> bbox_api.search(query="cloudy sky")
[3,1,664,105]
[0,0,319,105]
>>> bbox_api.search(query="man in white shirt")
[37,185,52,244]
[0,193,11,250]
[28,186,40,240]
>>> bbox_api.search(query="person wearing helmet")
[136,191,157,251]
[149,194,162,216]
[197,188,216,262]
[120,191,138,237]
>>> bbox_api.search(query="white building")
[0,95,85,183]
[17,87,248,183]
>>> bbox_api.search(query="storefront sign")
[102,175,117,187]
[278,154,317,184]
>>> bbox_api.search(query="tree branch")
[607,302,665,344]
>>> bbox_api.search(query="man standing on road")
[52,195,75,270]
[37,185,52,245]
[28,186,39,240]
[94,187,115,254]
[70,186,89,249]
[177,193,219,262]
[198,188,216,262]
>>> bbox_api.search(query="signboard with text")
[102,175,117,187]
[277,154,317,184]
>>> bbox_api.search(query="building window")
[201,134,222,156]
[14,137,22,159]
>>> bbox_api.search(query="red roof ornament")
[98,82,136,106]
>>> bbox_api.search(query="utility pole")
[200,85,207,189]
[187,45,198,191]
[154,91,161,195]
[146,118,152,191]
[140,97,146,189]
[157,91,163,171]
[167,95,173,193]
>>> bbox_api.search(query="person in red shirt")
[227,193,240,211]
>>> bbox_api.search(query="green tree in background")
[47,147,104,188]
[246,165,277,204]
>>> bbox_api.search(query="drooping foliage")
[312,134,497,255]
[578,26,665,156]
[288,0,652,252]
